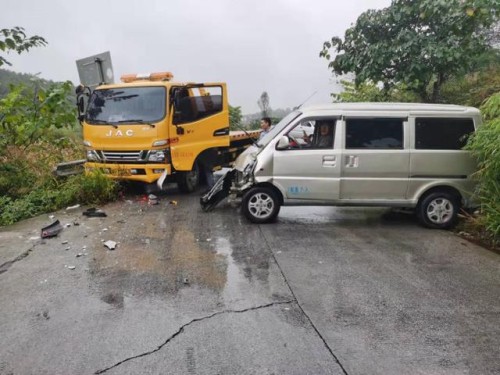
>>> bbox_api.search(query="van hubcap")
[426,198,454,224]
[248,193,274,218]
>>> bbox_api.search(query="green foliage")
[0,27,47,67]
[229,105,242,130]
[0,81,76,153]
[466,93,500,238]
[334,80,420,103]
[439,63,500,107]
[0,171,119,226]
[320,0,500,102]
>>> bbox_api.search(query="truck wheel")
[242,187,280,224]
[178,162,200,193]
[417,191,460,229]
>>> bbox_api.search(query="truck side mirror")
[77,96,86,124]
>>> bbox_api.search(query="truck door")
[170,84,229,172]
[340,117,410,200]
[272,118,341,201]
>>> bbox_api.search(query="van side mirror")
[276,136,290,150]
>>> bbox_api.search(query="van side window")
[346,118,403,149]
[176,86,223,124]
[415,118,474,150]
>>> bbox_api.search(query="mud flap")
[200,169,236,212]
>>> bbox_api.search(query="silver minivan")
[201,103,481,229]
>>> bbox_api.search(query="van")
[201,103,481,229]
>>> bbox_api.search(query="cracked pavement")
[0,188,499,374]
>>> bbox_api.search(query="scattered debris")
[65,223,72,228]
[206,238,212,242]
[169,200,178,205]
[183,277,189,284]
[65,247,71,251]
[68,265,76,270]
[73,221,80,226]
[66,204,81,211]
[41,220,64,239]
[62,240,69,244]
[83,208,107,218]
[148,194,159,205]
[76,253,84,258]
[102,228,108,232]
[104,240,117,250]
[49,215,55,219]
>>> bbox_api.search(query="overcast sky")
[1,0,391,114]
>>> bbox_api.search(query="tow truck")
[74,71,259,192]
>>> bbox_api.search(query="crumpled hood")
[233,145,259,171]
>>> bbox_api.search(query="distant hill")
[0,68,73,98]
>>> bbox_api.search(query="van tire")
[417,191,460,229]
[242,187,280,224]
[177,162,200,193]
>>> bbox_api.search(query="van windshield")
[257,111,301,147]
[86,87,166,125]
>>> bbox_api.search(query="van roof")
[301,102,480,115]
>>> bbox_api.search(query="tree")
[0,27,47,67]
[320,0,500,102]
[257,91,271,117]
[229,105,243,130]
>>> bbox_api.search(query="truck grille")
[98,150,147,163]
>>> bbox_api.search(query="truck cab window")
[175,86,223,124]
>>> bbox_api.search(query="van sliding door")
[340,117,409,201]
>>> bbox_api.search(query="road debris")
[66,204,81,211]
[103,240,117,250]
[76,253,84,258]
[169,200,178,205]
[83,208,107,218]
[148,194,159,205]
[41,220,63,239]
[67,265,76,270]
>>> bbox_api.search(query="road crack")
[94,300,294,374]
[259,226,350,375]
[0,244,35,276]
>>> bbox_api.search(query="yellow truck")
[75,72,259,192]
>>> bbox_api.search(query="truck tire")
[417,191,460,229]
[242,187,280,224]
[177,162,200,193]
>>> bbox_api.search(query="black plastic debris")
[41,220,64,239]
[83,208,107,217]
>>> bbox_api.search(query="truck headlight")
[148,150,166,162]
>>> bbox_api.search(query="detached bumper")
[85,162,171,184]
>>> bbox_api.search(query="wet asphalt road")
[0,187,499,375]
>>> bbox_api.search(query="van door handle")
[322,155,336,167]
[345,155,359,168]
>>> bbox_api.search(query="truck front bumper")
[85,162,171,184]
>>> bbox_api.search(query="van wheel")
[417,191,460,229]
[178,162,199,193]
[242,187,280,224]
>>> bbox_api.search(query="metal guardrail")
[53,159,86,177]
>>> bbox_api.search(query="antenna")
[294,90,318,110]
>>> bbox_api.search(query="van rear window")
[415,118,474,150]
[346,118,404,149]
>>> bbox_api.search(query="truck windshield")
[86,87,166,124]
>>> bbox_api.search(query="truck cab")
[78,72,238,192]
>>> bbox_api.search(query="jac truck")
[75,71,259,192]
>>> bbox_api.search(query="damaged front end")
[200,157,257,212]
